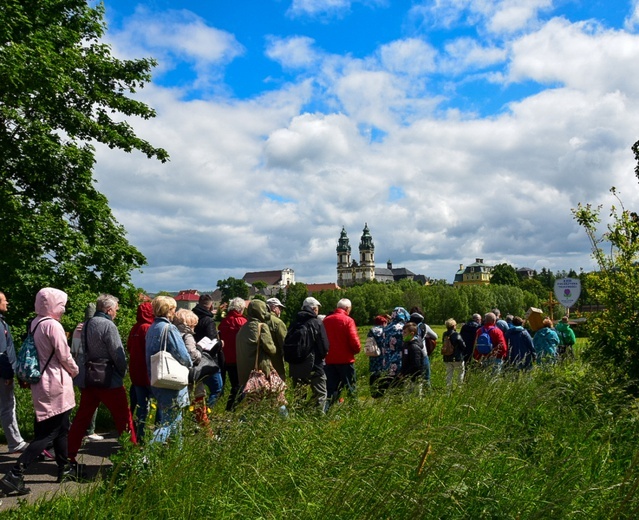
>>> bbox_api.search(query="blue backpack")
[475,326,495,355]
[16,318,54,384]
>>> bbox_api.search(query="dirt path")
[0,432,121,512]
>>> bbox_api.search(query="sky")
[92,0,639,291]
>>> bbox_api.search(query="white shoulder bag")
[150,324,189,390]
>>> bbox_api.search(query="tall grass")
[6,354,638,519]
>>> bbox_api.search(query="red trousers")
[68,386,137,460]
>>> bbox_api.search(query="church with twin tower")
[336,223,375,287]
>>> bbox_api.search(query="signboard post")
[553,278,581,317]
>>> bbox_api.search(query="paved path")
[0,433,120,512]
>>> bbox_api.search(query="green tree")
[217,277,249,304]
[519,278,548,302]
[535,268,556,291]
[574,187,639,391]
[252,281,268,295]
[0,0,168,323]
[491,285,526,317]
[281,283,308,326]
[490,263,520,286]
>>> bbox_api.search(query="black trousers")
[16,409,71,472]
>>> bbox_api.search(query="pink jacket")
[31,288,79,421]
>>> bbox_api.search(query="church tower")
[357,223,375,283]
[336,226,353,287]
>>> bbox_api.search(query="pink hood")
[35,287,67,320]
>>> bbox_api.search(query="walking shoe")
[86,433,104,441]
[7,441,27,454]
[0,470,30,495]
[57,462,87,483]
[37,449,55,461]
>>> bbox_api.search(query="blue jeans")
[422,354,431,387]
[204,372,224,408]
[131,385,161,442]
[151,407,183,445]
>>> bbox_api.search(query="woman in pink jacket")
[0,288,79,496]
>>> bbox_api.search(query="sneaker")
[8,441,27,454]
[0,471,30,495]
[57,462,87,483]
[40,449,55,461]
[86,433,104,441]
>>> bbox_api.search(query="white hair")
[336,298,352,310]
[228,297,246,313]
[96,294,118,313]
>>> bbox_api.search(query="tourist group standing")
[0,285,576,496]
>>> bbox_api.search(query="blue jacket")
[146,317,193,409]
[0,314,16,379]
[505,326,535,369]
[533,327,559,362]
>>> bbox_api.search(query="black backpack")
[283,321,314,364]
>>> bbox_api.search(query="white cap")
[302,297,321,309]
[266,297,285,308]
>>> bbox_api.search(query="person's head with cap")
[266,297,285,317]
[302,296,321,315]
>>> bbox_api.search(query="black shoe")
[57,462,87,483]
[0,471,30,495]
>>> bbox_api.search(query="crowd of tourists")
[0,288,576,497]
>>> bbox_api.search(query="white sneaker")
[86,433,104,441]
[8,441,27,454]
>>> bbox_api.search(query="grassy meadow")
[4,329,639,519]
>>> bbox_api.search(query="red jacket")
[324,308,361,365]
[473,325,507,361]
[126,302,154,386]
[218,310,247,365]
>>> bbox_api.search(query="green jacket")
[236,300,277,387]
[555,322,576,345]
[268,313,287,380]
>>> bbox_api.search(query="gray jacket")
[83,311,128,388]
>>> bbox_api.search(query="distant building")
[517,267,535,279]
[375,260,417,283]
[336,225,426,286]
[175,289,200,310]
[242,268,295,295]
[453,258,493,287]
[307,283,341,294]
[336,224,375,287]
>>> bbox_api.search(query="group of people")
[367,307,577,394]
[0,287,577,496]
[0,289,141,496]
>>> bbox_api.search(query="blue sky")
[92,0,639,291]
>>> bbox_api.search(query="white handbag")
[150,325,189,390]
[364,336,381,357]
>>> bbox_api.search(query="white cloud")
[91,7,639,292]
[109,8,244,88]
[410,0,553,34]
[378,38,437,76]
[439,37,506,73]
[288,0,351,17]
[265,35,320,69]
[507,18,639,95]
[624,0,639,31]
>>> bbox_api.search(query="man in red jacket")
[323,299,361,409]
[473,312,507,374]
